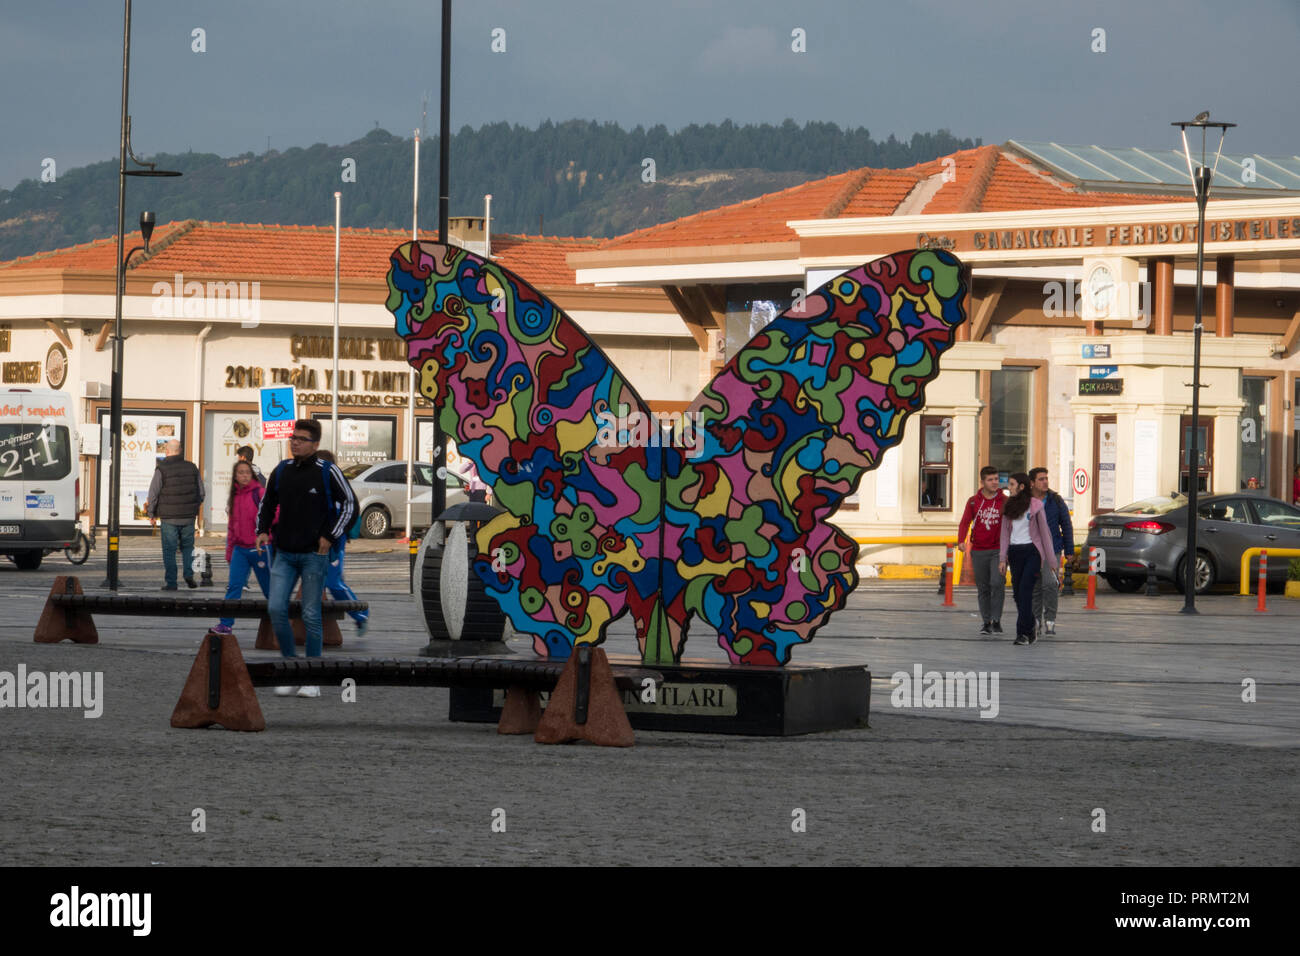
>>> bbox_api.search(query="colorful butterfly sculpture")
[386,244,966,666]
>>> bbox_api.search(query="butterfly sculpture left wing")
[387,241,663,658]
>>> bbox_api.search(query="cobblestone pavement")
[1,540,1296,866]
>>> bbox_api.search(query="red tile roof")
[597,145,1185,252]
[0,221,603,288]
[598,169,863,249]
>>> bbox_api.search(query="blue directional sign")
[259,386,296,440]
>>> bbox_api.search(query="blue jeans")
[1007,544,1042,639]
[160,521,195,588]
[325,544,368,624]
[218,545,273,628]
[268,550,328,658]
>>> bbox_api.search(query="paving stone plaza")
[2,538,1295,867]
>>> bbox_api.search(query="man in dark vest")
[146,439,205,590]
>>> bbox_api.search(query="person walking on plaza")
[210,460,272,636]
[316,450,369,639]
[1029,466,1074,636]
[256,420,357,698]
[958,466,1007,635]
[146,438,204,591]
[999,473,1055,646]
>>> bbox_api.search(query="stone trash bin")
[414,500,511,656]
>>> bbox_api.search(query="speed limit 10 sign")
[1073,467,1089,495]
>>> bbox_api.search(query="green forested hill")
[0,120,980,259]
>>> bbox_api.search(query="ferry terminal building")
[572,142,1300,563]
[4,141,1300,564]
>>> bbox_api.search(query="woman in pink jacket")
[211,460,273,634]
[998,472,1054,645]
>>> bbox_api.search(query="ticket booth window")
[919,415,951,510]
[1179,416,1213,495]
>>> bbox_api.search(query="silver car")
[341,460,468,538]
[1084,492,1300,594]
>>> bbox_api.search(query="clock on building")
[1086,263,1115,315]
[1080,256,1140,323]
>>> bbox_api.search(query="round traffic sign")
[1073,467,1089,495]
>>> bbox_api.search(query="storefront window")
[314,415,396,469]
[1240,376,1268,492]
[989,367,1032,474]
[919,415,950,510]
[724,283,796,361]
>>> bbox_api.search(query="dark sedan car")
[1083,492,1300,594]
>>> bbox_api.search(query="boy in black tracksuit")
[255,420,356,694]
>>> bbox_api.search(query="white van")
[0,387,79,570]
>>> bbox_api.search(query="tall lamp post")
[1172,112,1234,613]
[105,0,181,590]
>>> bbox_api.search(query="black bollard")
[1062,554,1075,597]
[207,633,222,709]
[1145,561,1159,596]
[936,561,946,595]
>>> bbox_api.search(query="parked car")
[1083,492,1300,594]
[341,460,468,538]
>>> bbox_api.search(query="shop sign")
[1079,379,1123,395]
[96,411,183,527]
[259,386,297,440]
[1088,365,1119,379]
[1081,344,1111,359]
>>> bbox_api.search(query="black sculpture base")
[448,655,870,736]
[420,638,515,658]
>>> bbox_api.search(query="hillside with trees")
[0,120,980,259]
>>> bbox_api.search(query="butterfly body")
[387,243,966,666]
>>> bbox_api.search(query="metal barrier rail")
[1238,547,1300,596]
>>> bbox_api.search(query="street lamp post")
[1172,113,1234,613]
[104,0,181,590]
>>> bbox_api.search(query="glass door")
[1179,415,1213,494]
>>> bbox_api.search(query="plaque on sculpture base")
[448,655,870,737]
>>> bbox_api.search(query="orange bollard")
[1084,546,1098,610]
[1256,549,1268,613]
[942,544,955,607]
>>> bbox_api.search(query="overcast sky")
[2,0,1297,190]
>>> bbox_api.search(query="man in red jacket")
[958,466,1007,635]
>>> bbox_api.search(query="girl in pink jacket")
[998,472,1054,645]
[211,460,273,634]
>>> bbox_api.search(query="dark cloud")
[3,0,1296,190]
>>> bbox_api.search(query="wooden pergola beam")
[969,278,1006,342]
[44,319,73,349]
[682,285,726,333]
[661,285,710,352]
[1277,302,1300,357]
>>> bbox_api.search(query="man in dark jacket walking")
[145,439,204,590]
[1029,467,1074,636]
[255,419,356,698]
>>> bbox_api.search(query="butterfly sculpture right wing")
[658,250,968,665]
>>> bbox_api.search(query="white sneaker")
[274,686,298,696]
[1045,620,1056,635]
[296,685,321,698]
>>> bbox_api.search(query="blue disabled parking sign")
[260,386,297,440]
